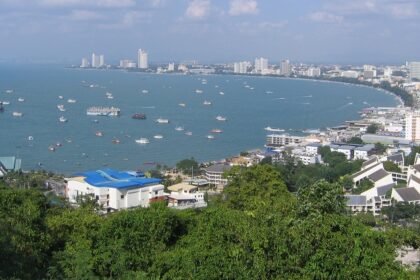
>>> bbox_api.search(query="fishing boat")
[216,115,227,121]
[12,111,23,117]
[211,129,222,133]
[153,135,163,139]
[203,100,212,105]
[59,116,68,123]
[135,138,150,144]
[95,131,103,137]
[107,95,114,99]
[18,97,25,102]
[132,113,146,120]
[1,101,10,105]
[264,127,285,132]
[156,118,169,124]
[48,146,56,152]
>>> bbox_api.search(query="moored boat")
[132,113,146,120]
[12,111,23,117]
[135,138,150,144]
[216,115,227,121]
[156,118,169,124]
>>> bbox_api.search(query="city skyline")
[0,0,419,64]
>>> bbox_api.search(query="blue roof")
[75,168,161,189]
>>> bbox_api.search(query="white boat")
[142,89,149,94]
[185,131,193,136]
[95,131,103,137]
[107,95,114,99]
[5,89,14,94]
[12,111,23,117]
[219,91,225,95]
[67,99,77,103]
[216,115,227,121]
[195,89,203,94]
[156,118,169,124]
[206,135,215,140]
[59,116,68,123]
[58,95,64,99]
[57,105,66,112]
[179,103,186,107]
[175,126,184,131]
[135,138,150,144]
[211,129,222,133]
[1,101,10,105]
[203,100,212,106]
[18,98,25,102]
[153,135,163,139]
[28,136,34,141]
[264,127,285,132]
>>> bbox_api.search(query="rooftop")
[205,164,232,173]
[72,168,161,189]
[368,169,390,182]
[345,195,367,206]
[168,182,198,192]
[395,187,420,202]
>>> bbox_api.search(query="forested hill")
[1,164,419,279]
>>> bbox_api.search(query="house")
[391,187,420,204]
[330,144,355,160]
[204,164,232,187]
[0,156,22,178]
[345,195,391,216]
[353,144,375,160]
[351,162,394,188]
[385,153,405,167]
[167,192,207,209]
[305,143,321,155]
[66,168,165,212]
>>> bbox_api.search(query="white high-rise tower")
[91,53,100,68]
[138,49,148,69]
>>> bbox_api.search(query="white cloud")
[229,0,258,16]
[308,12,343,23]
[67,10,103,21]
[39,0,136,8]
[386,3,418,19]
[185,0,210,20]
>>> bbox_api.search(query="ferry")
[211,129,222,133]
[175,126,184,131]
[195,89,203,94]
[132,113,146,120]
[153,135,163,139]
[264,127,285,132]
[206,135,215,140]
[12,111,23,117]
[156,118,169,124]
[67,99,77,103]
[216,115,227,121]
[203,100,212,105]
[87,107,120,116]
[95,131,103,137]
[135,138,150,144]
[57,105,66,112]
[18,98,25,102]
[59,116,68,123]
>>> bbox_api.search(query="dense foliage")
[0,165,419,279]
[175,158,199,175]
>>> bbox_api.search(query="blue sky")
[0,0,419,64]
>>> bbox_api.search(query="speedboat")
[57,105,66,112]
[5,89,14,94]
[195,89,203,94]
[175,126,184,131]
[211,129,222,133]
[28,136,34,141]
[142,89,149,94]
[153,135,163,139]
[12,111,23,117]
[206,135,215,140]
[219,91,225,95]
[58,95,64,99]
[179,103,186,107]
[67,99,77,103]
[216,115,227,121]
[135,138,150,144]
[18,98,25,102]
[203,101,212,106]
[185,131,193,136]
[59,116,68,123]
[156,118,169,124]
[112,139,121,144]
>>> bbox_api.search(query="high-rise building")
[384,67,393,79]
[120,59,136,68]
[91,53,100,68]
[168,63,175,72]
[405,111,420,142]
[254,57,268,73]
[81,58,89,68]
[234,61,251,74]
[409,62,420,81]
[138,49,148,69]
[280,59,291,76]
[307,67,321,77]
[99,55,105,67]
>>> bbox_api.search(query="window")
[121,195,124,199]
[155,191,158,195]
[95,195,99,201]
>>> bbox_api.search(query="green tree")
[383,161,401,173]
[347,136,364,144]
[367,124,379,134]
[352,178,374,194]
[340,175,354,191]
[175,158,199,175]
[374,142,387,154]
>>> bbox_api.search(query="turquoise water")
[0,64,397,174]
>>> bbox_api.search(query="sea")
[0,64,398,175]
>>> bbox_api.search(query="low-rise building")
[66,169,165,212]
[354,145,375,160]
[305,143,321,155]
[167,191,207,209]
[204,164,232,187]
[266,134,303,147]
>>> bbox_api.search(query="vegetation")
[347,136,364,144]
[367,124,379,134]
[0,165,419,279]
[175,158,199,175]
[352,178,374,194]
[383,161,402,173]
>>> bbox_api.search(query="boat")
[195,89,203,94]
[0,102,3,111]
[59,116,68,123]
[87,107,120,116]
[28,136,34,141]
[17,98,25,102]
[58,95,64,99]
[206,135,215,140]
[57,105,66,112]
[175,126,184,131]
[142,89,149,94]
[132,113,146,120]
[1,101,10,105]
[56,142,62,147]
[112,139,121,144]
[5,89,14,94]
[216,115,227,121]
[219,91,225,95]
[67,99,77,103]
[48,146,56,152]
[185,131,193,136]
[203,100,212,105]
[95,131,103,137]
[107,95,114,99]
[153,135,163,139]
[179,103,186,107]
[211,129,222,133]
[156,118,169,124]
[12,111,23,117]
[264,127,285,132]
[135,138,150,144]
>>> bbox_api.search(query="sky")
[0,0,419,64]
